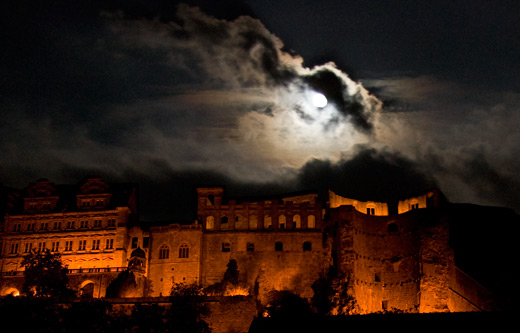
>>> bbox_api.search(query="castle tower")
[197,187,224,230]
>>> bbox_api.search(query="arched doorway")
[79,280,95,298]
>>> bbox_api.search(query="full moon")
[311,91,327,108]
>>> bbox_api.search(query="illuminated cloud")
[1,3,518,219]
[101,4,382,179]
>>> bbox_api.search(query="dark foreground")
[249,311,514,332]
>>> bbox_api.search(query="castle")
[0,176,511,314]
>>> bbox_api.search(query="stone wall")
[350,209,421,313]
[205,296,258,333]
[147,225,202,296]
[201,231,328,304]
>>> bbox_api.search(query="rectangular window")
[53,221,61,230]
[367,208,375,215]
[27,223,35,231]
[51,241,59,252]
[222,242,231,252]
[80,220,88,228]
[143,237,149,248]
[40,222,48,230]
[10,243,18,254]
[66,221,74,229]
[13,224,21,232]
[246,242,255,252]
[303,241,312,252]
[107,219,116,228]
[78,240,86,251]
[24,243,32,253]
[93,220,102,228]
[92,239,100,250]
[131,237,138,249]
[38,242,46,252]
[275,242,283,251]
[65,241,73,251]
[105,239,114,250]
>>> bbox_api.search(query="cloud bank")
[1,3,518,219]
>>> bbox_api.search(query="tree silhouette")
[21,249,75,301]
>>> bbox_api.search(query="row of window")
[234,241,312,252]
[131,237,149,249]
[156,241,313,260]
[206,214,316,230]
[159,244,189,259]
[11,219,116,232]
[8,238,115,254]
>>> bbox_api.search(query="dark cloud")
[297,147,437,204]
[303,69,372,132]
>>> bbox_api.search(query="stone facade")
[0,178,498,314]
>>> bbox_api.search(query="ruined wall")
[416,210,451,313]
[201,231,327,304]
[350,210,421,313]
[330,204,457,314]
[329,190,388,216]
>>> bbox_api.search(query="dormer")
[23,179,59,213]
[77,177,111,210]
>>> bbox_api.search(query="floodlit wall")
[328,190,389,216]
[201,231,327,303]
[147,224,202,296]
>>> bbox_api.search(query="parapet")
[328,190,389,216]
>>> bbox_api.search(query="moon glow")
[311,91,328,108]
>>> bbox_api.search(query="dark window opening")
[275,241,283,251]
[246,242,255,252]
[367,208,375,215]
[375,272,381,282]
[303,241,312,251]
[159,245,169,259]
[387,223,398,233]
[222,242,231,252]
[131,237,138,249]
[143,237,149,248]
[179,244,189,258]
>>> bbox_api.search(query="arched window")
[293,214,301,229]
[278,215,286,229]
[159,245,169,259]
[249,215,258,229]
[264,215,272,229]
[179,243,189,258]
[235,215,243,229]
[221,216,229,230]
[206,216,215,230]
[307,215,316,229]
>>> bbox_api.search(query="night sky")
[2,0,519,221]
